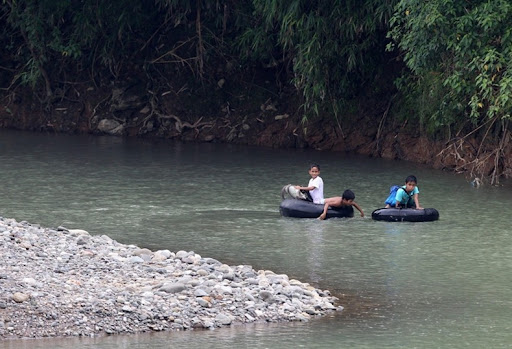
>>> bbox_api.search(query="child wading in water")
[385,175,423,209]
[294,164,324,204]
[318,189,364,220]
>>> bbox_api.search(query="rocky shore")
[0,217,341,339]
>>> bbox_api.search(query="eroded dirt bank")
[1,79,510,184]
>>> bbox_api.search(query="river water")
[1,130,511,348]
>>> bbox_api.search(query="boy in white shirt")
[294,164,324,204]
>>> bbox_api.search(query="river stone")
[22,278,37,287]
[303,289,315,297]
[19,241,32,249]
[127,256,144,263]
[269,274,289,283]
[68,229,90,237]
[12,293,30,303]
[153,250,172,261]
[139,254,153,262]
[296,313,310,321]
[175,250,191,259]
[133,248,152,256]
[197,269,209,277]
[197,298,211,308]
[202,257,221,265]
[218,264,232,273]
[182,256,196,264]
[217,286,233,295]
[76,235,90,245]
[160,282,186,294]
[140,291,154,299]
[97,119,124,135]
[99,235,114,243]
[80,250,95,257]
[322,303,336,310]
[122,305,134,312]
[304,308,317,315]
[152,253,166,262]
[289,279,304,286]
[282,303,296,312]
[215,313,232,325]
[202,319,214,328]
[222,272,235,281]
[194,289,208,297]
[258,279,270,287]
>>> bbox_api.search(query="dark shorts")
[399,199,416,209]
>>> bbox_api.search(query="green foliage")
[1,0,253,94]
[2,0,396,119]
[6,0,511,141]
[388,0,512,131]
[241,0,397,120]
[2,0,157,93]
[153,0,254,75]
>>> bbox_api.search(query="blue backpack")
[384,185,407,206]
[384,185,412,207]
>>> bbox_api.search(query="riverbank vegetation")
[1,0,511,184]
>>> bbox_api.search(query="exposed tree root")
[437,117,510,185]
[157,114,213,135]
[144,93,213,137]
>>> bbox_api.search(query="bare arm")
[318,197,343,220]
[318,202,330,220]
[294,185,315,191]
[352,202,364,217]
[414,194,423,209]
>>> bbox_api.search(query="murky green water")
[1,130,512,348]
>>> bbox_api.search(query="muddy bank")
[1,80,510,184]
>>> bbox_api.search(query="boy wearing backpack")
[384,175,423,209]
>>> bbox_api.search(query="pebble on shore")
[0,217,342,339]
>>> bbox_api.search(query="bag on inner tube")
[384,185,401,206]
[384,185,414,207]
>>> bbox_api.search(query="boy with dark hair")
[294,163,324,204]
[385,175,423,209]
[318,189,364,220]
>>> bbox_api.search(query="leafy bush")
[388,0,512,130]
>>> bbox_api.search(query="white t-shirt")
[308,176,324,204]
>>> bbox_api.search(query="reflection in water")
[307,224,323,285]
[1,130,512,348]
[305,221,326,284]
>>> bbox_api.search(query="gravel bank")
[0,217,342,339]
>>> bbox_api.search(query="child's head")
[404,175,418,192]
[341,189,355,204]
[308,163,320,178]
